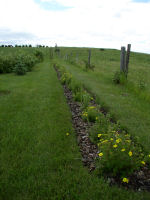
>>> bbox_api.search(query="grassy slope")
[56,47,150,153]
[0,49,150,199]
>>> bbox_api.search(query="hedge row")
[0,50,44,75]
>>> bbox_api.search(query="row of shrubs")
[56,64,150,183]
[0,50,44,75]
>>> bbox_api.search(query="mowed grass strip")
[0,56,149,200]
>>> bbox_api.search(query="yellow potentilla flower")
[116,138,121,143]
[122,178,129,183]
[141,161,146,165]
[128,151,133,156]
[98,152,103,157]
[98,134,102,138]
[113,144,118,148]
[88,106,95,109]
[125,134,129,137]
[121,148,125,152]
[148,155,150,158]
[126,140,131,143]
[101,140,108,144]
[112,131,116,133]
[110,138,113,141]
[66,133,70,136]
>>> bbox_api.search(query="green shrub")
[60,72,72,85]
[113,71,127,84]
[89,113,147,178]
[0,55,16,73]
[96,129,144,177]
[82,105,99,123]
[68,78,83,94]
[13,60,27,75]
[34,50,44,62]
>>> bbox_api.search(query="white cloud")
[0,0,150,53]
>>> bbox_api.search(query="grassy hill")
[0,47,150,199]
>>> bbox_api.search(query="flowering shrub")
[96,129,144,177]
[90,113,147,178]
[82,105,99,123]
[60,72,72,85]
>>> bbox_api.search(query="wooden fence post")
[120,46,126,73]
[126,44,131,75]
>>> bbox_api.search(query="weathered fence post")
[65,53,68,60]
[126,44,131,75]
[88,49,91,67]
[120,46,126,73]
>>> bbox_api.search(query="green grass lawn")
[55,47,150,153]
[0,48,150,199]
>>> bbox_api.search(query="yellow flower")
[91,97,94,100]
[88,106,95,109]
[141,161,146,165]
[125,134,129,137]
[101,140,108,144]
[122,178,129,183]
[82,112,88,117]
[98,134,102,138]
[66,133,70,136]
[126,140,131,143]
[116,138,121,143]
[98,152,103,157]
[128,151,133,156]
[96,117,98,120]
[148,155,150,158]
[121,148,125,152]
[110,138,113,141]
[113,144,118,148]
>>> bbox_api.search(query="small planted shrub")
[73,90,91,109]
[68,78,83,95]
[82,105,99,123]
[89,112,147,179]
[96,129,144,177]
[60,72,72,85]
[113,71,127,84]
[84,60,95,71]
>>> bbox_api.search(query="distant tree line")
[0,44,49,48]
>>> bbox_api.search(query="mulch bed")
[54,65,150,192]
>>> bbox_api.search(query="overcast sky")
[0,0,150,53]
